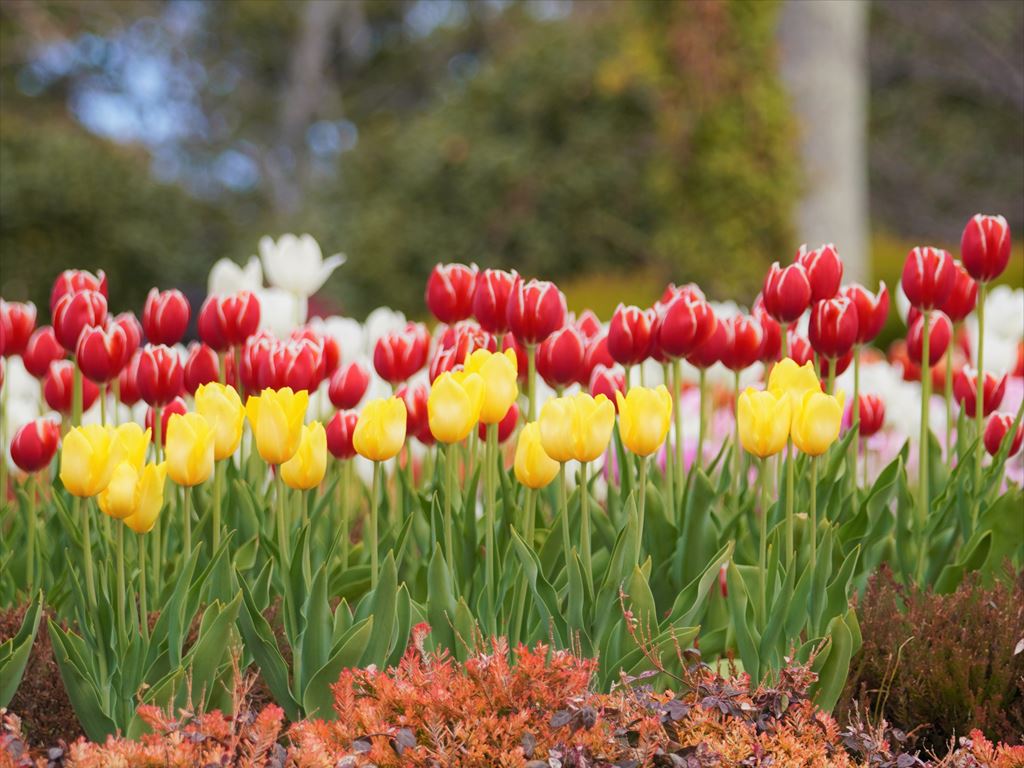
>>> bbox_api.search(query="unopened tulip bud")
[426,263,478,324]
[479,401,519,443]
[53,290,107,351]
[281,422,327,490]
[907,310,952,368]
[245,387,309,465]
[44,360,99,414]
[185,342,233,394]
[195,382,245,460]
[537,325,586,388]
[119,351,142,406]
[398,382,433,445]
[76,323,129,383]
[854,394,885,437]
[720,314,765,372]
[10,419,61,473]
[961,214,1011,283]
[0,300,36,358]
[575,310,602,340]
[752,299,781,362]
[50,269,107,313]
[615,385,673,457]
[507,278,566,345]
[901,246,955,310]
[354,396,407,461]
[686,313,726,369]
[146,396,187,444]
[326,410,360,459]
[473,269,518,334]
[60,424,118,497]
[808,296,859,360]
[22,326,65,379]
[796,244,843,302]
[841,282,890,345]
[984,412,1023,457]
[374,322,430,385]
[791,389,845,456]
[329,360,371,409]
[165,412,215,486]
[514,422,559,489]
[737,388,790,458]
[608,304,655,367]
[143,288,190,346]
[937,261,978,324]
[953,365,1007,418]
[763,261,811,323]
[428,371,484,444]
[137,345,184,406]
[589,364,626,410]
[657,293,716,360]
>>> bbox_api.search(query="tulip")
[119,351,142,406]
[537,325,586,388]
[907,310,952,367]
[767,357,821,408]
[961,214,1011,283]
[901,246,955,310]
[796,244,843,301]
[720,314,765,372]
[278,337,327,392]
[473,269,518,334]
[44,360,99,414]
[112,422,150,470]
[538,392,615,464]
[576,310,602,340]
[143,288,190,346]
[589,364,626,410]
[98,461,145,520]
[209,255,263,295]
[506,277,566,345]
[22,326,65,379]
[0,300,36,357]
[292,326,340,376]
[326,410,359,459]
[855,394,885,437]
[984,412,1023,457]
[281,421,327,490]
[685,311,725,370]
[165,412,215,487]
[763,261,811,323]
[241,332,277,392]
[146,396,187,445]
[808,296,859,362]
[791,389,845,457]
[656,292,715,359]
[245,387,309,465]
[426,263,478,324]
[479,401,519,443]
[122,462,168,534]
[953,366,1006,418]
[938,262,978,323]
[195,382,245,460]
[616,385,673,457]
[50,269,107,313]
[427,371,484,444]
[430,321,495,382]
[328,360,371,409]
[10,419,61,473]
[260,233,345,299]
[53,290,107,350]
[608,304,655,367]
[199,291,262,350]
[60,424,119,497]
[137,345,184,406]
[841,282,890,345]
[737,388,791,459]
[374,322,430,385]
[464,348,519,425]
[184,342,236,394]
[514,422,560,490]
[582,331,615,384]
[398,382,434,445]
[76,323,129,383]
[753,300,781,362]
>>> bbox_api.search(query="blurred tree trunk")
[778,0,869,281]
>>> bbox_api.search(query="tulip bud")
[198,295,229,351]
[840,282,890,345]
[506,278,566,345]
[428,371,484,444]
[657,294,716,360]
[329,360,371,409]
[808,296,859,360]
[615,385,673,457]
[165,412,215,487]
[10,419,61,473]
[479,401,519,443]
[245,387,309,465]
[752,299,781,362]
[953,365,1007,418]
[791,389,845,456]
[76,323,129,383]
[720,314,765,372]
[374,322,430,385]
[278,337,326,393]
[796,244,843,301]
[961,214,1011,283]
[582,331,615,385]
[737,388,790,458]
[119,351,142,406]
[901,246,955,310]
[53,289,107,351]
[473,269,518,334]
[195,382,245,460]
[430,321,495,382]
[185,342,232,394]
[686,312,726,370]
[463,348,519,425]
[146,396,187,444]
[326,410,360,459]
[200,292,261,350]
[136,345,184,406]
[397,382,433,445]
[514,422,560,489]
[575,310,602,340]
[984,411,1023,457]
[120,462,168,534]
[589,364,626,410]
[854,393,885,437]
[112,312,142,367]
[291,327,340,376]
[354,396,407,461]
[60,424,121,497]
[763,261,811,323]
[608,304,655,367]
[44,359,99,414]
[537,325,586,388]
[143,288,190,346]
[767,356,822,406]
[426,263,478,324]
[241,331,276,392]
[50,269,108,313]
[22,326,65,379]
[0,300,36,358]
[937,261,978,324]
[539,392,615,463]
[281,422,327,490]
[907,310,952,368]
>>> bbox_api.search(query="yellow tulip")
[60,424,119,497]
[767,357,821,411]
[195,382,245,460]
[98,461,141,519]
[123,462,168,534]
[615,385,673,457]
[245,387,309,465]
[113,422,151,469]
[165,412,215,486]
[539,392,616,463]
[353,397,407,461]
[464,348,519,425]
[791,389,845,456]
[281,421,328,490]
[428,371,484,444]
[737,388,791,458]
[514,422,560,489]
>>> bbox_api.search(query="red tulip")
[0,301,36,358]
[589,364,626,410]
[473,269,518,334]
[10,419,61,473]
[686,312,726,369]
[537,325,586,388]
[581,331,615,385]
[326,410,360,459]
[763,261,811,323]
[575,310,602,340]
[76,323,129,383]
[118,351,142,406]
[901,246,955,310]
[111,312,143,369]
[657,293,716,360]
[53,290,107,351]
[199,291,261,350]
[329,360,371,409]
[660,282,705,304]
[143,288,190,346]
[841,282,890,345]
[426,263,477,324]
[506,278,566,345]
[44,360,99,414]
[796,244,843,301]
[720,314,765,372]
[608,304,655,366]
[855,394,885,437]
[502,333,528,383]
[808,296,859,360]
[984,412,1023,457]
[937,261,978,324]
[953,365,1007,418]
[184,342,236,394]
[961,214,1011,283]
[788,331,813,367]
[50,269,107,313]
[146,396,187,444]
[479,401,519,443]
[292,327,340,376]
[279,337,326,392]
[198,295,229,351]
[22,326,65,379]
[374,322,430,385]
[136,345,184,406]
[241,332,276,392]
[752,296,781,362]
[397,382,433,445]
[432,322,496,383]
[907,310,952,368]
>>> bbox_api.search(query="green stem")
[809,455,818,632]
[370,461,381,589]
[276,470,289,572]
[510,488,536,647]
[672,359,685,511]
[696,368,707,470]
[785,438,794,571]
[758,457,769,623]
[973,283,987,527]
[138,530,149,641]
[662,363,675,515]
[485,424,497,620]
[152,502,162,600]
[559,463,571,570]
[153,405,163,462]
[182,485,192,556]
[212,461,223,553]
[734,370,742,497]
[444,444,456,582]
[340,460,351,568]
[826,361,836,397]
[72,357,82,427]
[944,336,954,465]
[917,309,931,581]
[26,476,36,592]
[527,344,537,422]
[850,350,860,490]
[99,383,107,425]
[579,460,592,586]
[115,518,126,644]
[636,455,649,564]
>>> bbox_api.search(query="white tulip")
[257,287,304,338]
[363,307,407,349]
[309,315,366,362]
[208,256,263,295]
[259,234,345,298]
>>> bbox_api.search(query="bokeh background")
[1,0,1022,340]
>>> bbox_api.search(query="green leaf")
[0,592,42,707]
[809,609,855,712]
[726,562,760,683]
[301,617,374,719]
[183,592,242,707]
[48,621,117,741]
[509,529,566,646]
[236,576,300,721]
[360,552,398,667]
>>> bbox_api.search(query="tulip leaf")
[300,562,332,694]
[302,617,374,719]
[509,529,567,646]
[48,620,117,741]
[236,575,301,721]
[726,562,761,683]
[934,531,992,594]
[0,592,42,708]
[360,552,398,667]
[667,542,732,628]
[809,609,855,712]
